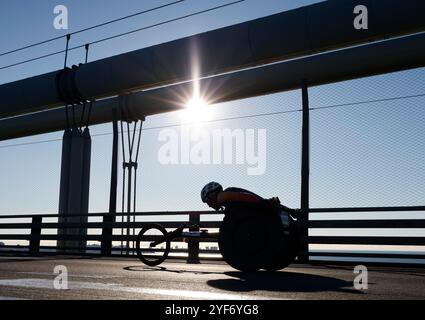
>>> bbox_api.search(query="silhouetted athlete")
[200,181,297,215]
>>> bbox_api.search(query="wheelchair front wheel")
[136,224,170,266]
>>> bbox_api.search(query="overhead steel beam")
[2,32,425,141]
[1,0,425,119]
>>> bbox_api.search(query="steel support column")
[57,128,72,252]
[299,80,310,263]
[57,127,91,253]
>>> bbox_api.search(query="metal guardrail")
[0,206,424,266]
[0,211,221,263]
[305,206,425,265]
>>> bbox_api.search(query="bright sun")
[181,94,211,124]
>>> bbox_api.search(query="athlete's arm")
[217,191,262,206]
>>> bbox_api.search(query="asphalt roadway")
[0,256,424,300]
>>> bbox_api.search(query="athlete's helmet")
[201,182,223,203]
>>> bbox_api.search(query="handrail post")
[187,213,200,264]
[299,80,310,263]
[29,216,42,255]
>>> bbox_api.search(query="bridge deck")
[0,257,424,300]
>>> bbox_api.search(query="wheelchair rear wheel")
[218,209,286,272]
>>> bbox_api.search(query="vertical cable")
[71,104,77,129]
[84,44,90,64]
[64,104,70,129]
[135,120,144,163]
[133,120,144,252]
[120,120,126,254]
[125,122,132,255]
[80,102,86,130]
[129,122,137,254]
[132,171,137,254]
[118,118,145,256]
[130,122,137,156]
[80,45,92,130]
[64,34,71,69]
[121,168,126,254]
[84,101,94,129]
[62,34,72,131]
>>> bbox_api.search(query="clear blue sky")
[0,0,424,220]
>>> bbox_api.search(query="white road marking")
[0,296,30,301]
[0,278,281,300]
[18,271,122,279]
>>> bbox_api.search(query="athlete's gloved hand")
[261,197,281,211]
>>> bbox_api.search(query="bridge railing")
[303,206,425,266]
[0,206,425,266]
[0,211,221,263]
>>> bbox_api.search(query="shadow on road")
[207,271,362,294]
[124,265,362,294]
[123,265,223,275]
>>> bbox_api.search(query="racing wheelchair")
[136,205,300,272]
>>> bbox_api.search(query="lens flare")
[180,43,212,124]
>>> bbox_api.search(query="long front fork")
[150,223,219,247]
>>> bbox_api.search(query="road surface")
[0,256,424,300]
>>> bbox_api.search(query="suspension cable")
[0,0,185,57]
[0,1,246,71]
